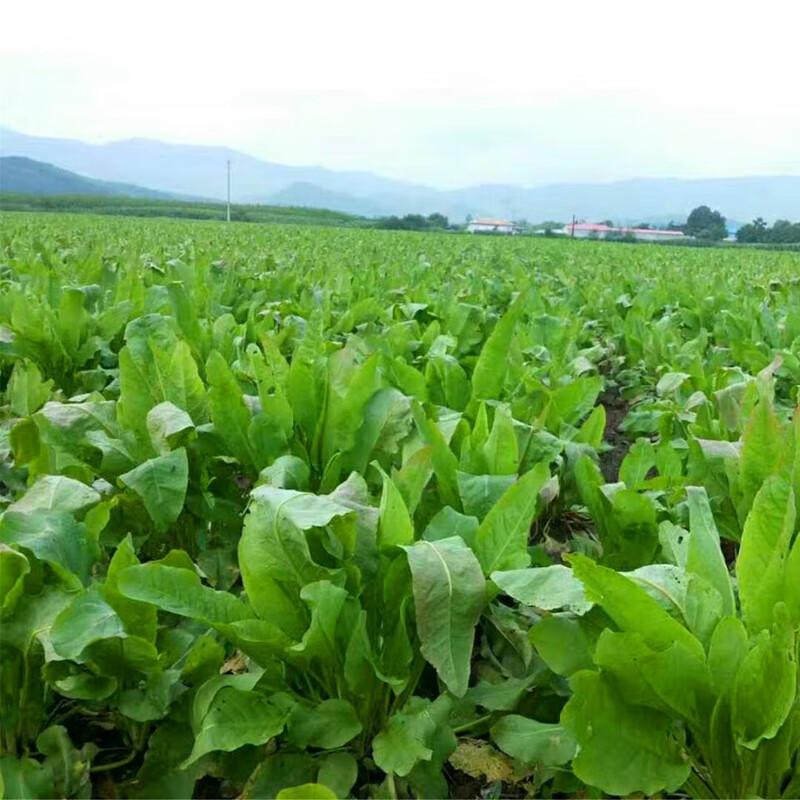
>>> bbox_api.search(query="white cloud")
[2,0,799,186]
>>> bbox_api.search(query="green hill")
[0,156,178,198]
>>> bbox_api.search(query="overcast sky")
[2,0,799,189]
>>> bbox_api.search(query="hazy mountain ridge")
[0,156,182,199]
[2,128,799,223]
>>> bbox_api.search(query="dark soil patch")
[597,387,631,482]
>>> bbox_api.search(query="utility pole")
[571,213,576,239]
[226,159,231,223]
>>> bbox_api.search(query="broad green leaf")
[736,475,796,634]
[491,715,577,767]
[119,448,189,530]
[473,463,550,574]
[376,464,414,551]
[9,475,100,516]
[206,349,262,471]
[738,397,788,516]
[423,506,479,548]
[567,554,705,660]
[492,565,592,614]
[118,314,208,439]
[287,699,362,749]
[183,687,292,767]
[146,401,195,455]
[277,785,336,800]
[259,455,310,491]
[470,289,526,403]
[482,405,518,474]
[656,372,690,396]
[345,387,412,474]
[0,510,93,585]
[372,696,438,777]
[101,534,157,643]
[50,588,127,661]
[290,581,348,667]
[0,756,54,800]
[686,487,735,618]
[530,613,596,676]
[411,402,459,508]
[456,471,516,521]
[118,563,253,625]
[317,753,358,799]
[8,360,53,417]
[562,670,691,796]
[0,545,30,618]
[403,537,485,697]
[731,605,797,749]
[619,438,656,488]
[707,616,749,696]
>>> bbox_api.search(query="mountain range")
[2,127,799,224]
[0,156,180,200]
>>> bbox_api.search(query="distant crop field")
[1,211,799,800]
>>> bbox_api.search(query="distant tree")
[685,205,727,241]
[736,217,768,243]
[426,213,449,229]
[600,219,614,228]
[636,222,652,229]
[769,220,800,243]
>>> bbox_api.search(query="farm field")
[0,211,799,800]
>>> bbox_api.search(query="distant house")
[466,218,516,235]
[563,222,686,242]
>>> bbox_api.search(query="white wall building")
[466,217,516,234]
[564,222,686,242]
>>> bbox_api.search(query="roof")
[569,223,684,236]
[470,218,514,226]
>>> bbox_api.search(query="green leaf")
[456,471,516,521]
[738,397,788,516]
[0,510,93,585]
[567,554,705,660]
[423,507,479,548]
[561,670,691,796]
[491,715,577,767]
[707,616,748,697]
[492,565,592,614]
[403,537,485,697]
[7,360,53,417]
[0,545,30,618]
[206,349,262,471]
[259,456,310,491]
[686,487,735,618]
[146,401,195,454]
[9,475,100,516]
[118,314,208,440]
[473,464,550,574]
[470,290,526,403]
[50,588,127,661]
[736,475,796,634]
[287,699,362,749]
[619,438,655,488]
[411,402,459,508]
[372,697,438,777]
[101,534,157,643]
[530,614,596,676]
[183,687,292,767]
[376,465,414,551]
[0,756,54,800]
[119,448,189,530]
[345,387,412,474]
[317,753,358,799]
[118,563,253,625]
[276,785,337,800]
[482,405,519,474]
[731,605,797,749]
